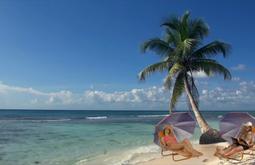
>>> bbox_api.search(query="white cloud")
[0,82,74,106]
[0,82,172,110]
[82,86,169,104]
[193,71,207,78]
[231,64,247,71]
[46,90,73,105]
[0,79,255,110]
[0,83,45,95]
[30,98,38,104]
[200,80,255,110]
[189,71,208,78]
[232,77,240,81]
[202,89,208,94]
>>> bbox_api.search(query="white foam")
[0,119,71,122]
[108,145,161,165]
[137,114,168,118]
[75,158,88,165]
[40,119,71,122]
[75,145,160,165]
[217,115,223,119]
[86,116,108,120]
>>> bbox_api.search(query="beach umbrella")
[219,112,255,143]
[154,112,196,145]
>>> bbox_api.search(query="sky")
[0,0,254,110]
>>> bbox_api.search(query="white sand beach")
[138,142,255,165]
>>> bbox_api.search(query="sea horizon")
[0,109,254,111]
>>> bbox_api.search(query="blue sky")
[0,0,254,110]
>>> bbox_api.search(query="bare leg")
[182,139,203,157]
[167,143,184,150]
[215,144,235,156]
[177,149,193,158]
[223,146,243,157]
[167,142,203,157]
[182,139,193,148]
[181,144,201,157]
[167,143,193,157]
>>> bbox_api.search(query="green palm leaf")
[141,38,173,56]
[164,29,182,47]
[192,41,231,58]
[180,11,190,40]
[138,61,171,80]
[168,63,184,77]
[182,38,198,55]
[191,59,231,80]
[189,18,209,39]
[163,74,173,90]
[161,15,181,32]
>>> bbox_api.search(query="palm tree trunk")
[183,75,210,134]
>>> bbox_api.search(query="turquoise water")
[0,110,254,165]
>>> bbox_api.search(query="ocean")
[0,110,254,165]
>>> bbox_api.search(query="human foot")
[214,150,224,158]
[192,151,203,157]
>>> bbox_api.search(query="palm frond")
[164,29,182,47]
[168,63,184,77]
[138,61,171,80]
[161,15,181,32]
[141,38,173,56]
[162,11,208,41]
[191,59,231,80]
[163,74,173,90]
[192,41,231,58]
[180,11,190,40]
[170,72,185,111]
[182,38,198,55]
[181,11,190,26]
[189,18,209,39]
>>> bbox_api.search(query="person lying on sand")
[215,122,255,158]
[161,125,203,158]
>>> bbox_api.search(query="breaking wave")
[86,116,108,120]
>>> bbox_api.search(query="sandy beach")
[139,142,255,165]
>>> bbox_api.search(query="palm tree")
[139,11,231,135]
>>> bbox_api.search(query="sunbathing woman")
[161,125,203,157]
[215,121,255,158]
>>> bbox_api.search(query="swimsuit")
[163,135,178,144]
[232,137,250,150]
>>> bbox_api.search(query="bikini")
[163,135,178,145]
